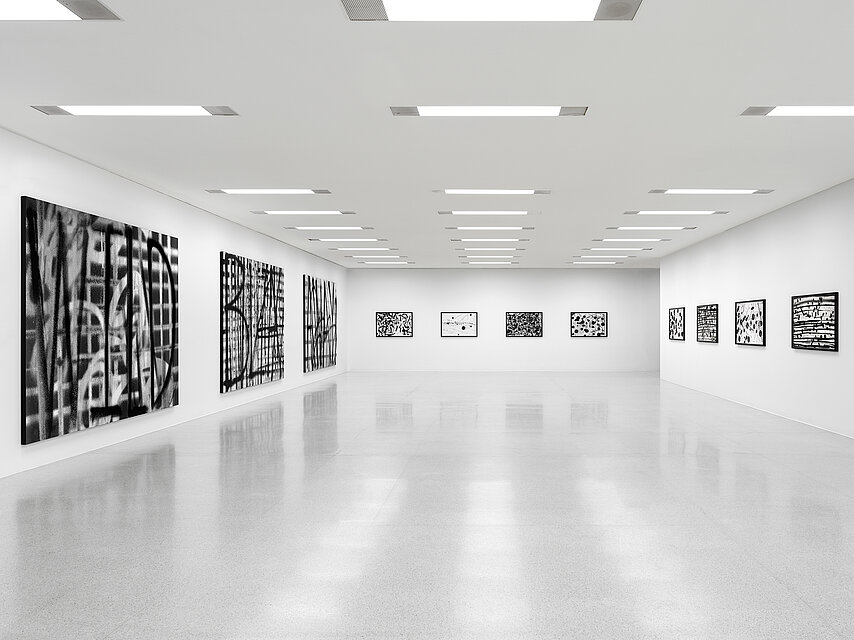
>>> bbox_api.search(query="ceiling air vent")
[340,0,388,21]
[57,0,120,20]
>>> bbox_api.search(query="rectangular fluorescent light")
[574,261,617,265]
[334,247,390,251]
[468,262,513,265]
[263,210,345,215]
[464,255,515,258]
[616,226,687,231]
[661,189,761,195]
[315,238,379,242]
[222,189,318,195]
[363,261,409,265]
[294,227,366,231]
[382,0,600,21]
[400,106,584,117]
[587,247,645,251]
[464,247,518,251]
[635,210,716,215]
[580,255,628,259]
[449,210,528,216]
[352,255,401,258]
[451,226,524,231]
[1,0,79,19]
[459,238,520,242]
[766,106,854,117]
[52,106,214,116]
[445,189,537,195]
[602,238,664,242]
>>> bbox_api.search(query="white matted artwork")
[441,312,478,337]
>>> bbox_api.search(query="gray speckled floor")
[2,372,853,639]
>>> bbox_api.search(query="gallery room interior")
[1,0,853,638]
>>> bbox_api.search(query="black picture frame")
[668,307,685,341]
[506,312,543,337]
[696,303,719,343]
[735,298,766,347]
[570,312,609,338]
[376,311,414,337]
[440,312,478,337]
[791,292,839,352]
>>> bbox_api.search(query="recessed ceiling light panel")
[743,106,854,117]
[341,0,642,21]
[443,210,529,216]
[628,210,721,216]
[1,0,120,20]
[34,105,236,116]
[392,106,587,117]
[443,189,549,195]
[652,188,772,195]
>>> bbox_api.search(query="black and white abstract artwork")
[303,274,337,372]
[735,299,766,346]
[376,312,414,337]
[668,307,685,341]
[570,312,608,338]
[21,196,179,446]
[441,312,478,337]
[792,292,838,351]
[220,252,285,393]
[696,304,719,343]
[506,312,543,337]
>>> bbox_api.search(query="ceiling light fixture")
[362,261,411,265]
[652,188,771,195]
[615,226,690,231]
[468,262,513,265]
[351,255,402,258]
[464,247,519,251]
[341,0,643,22]
[313,238,380,242]
[292,226,368,231]
[445,210,529,216]
[601,238,665,242]
[743,106,854,117]
[463,255,515,259]
[585,247,649,251]
[631,210,719,216]
[444,189,548,195]
[573,261,617,265]
[260,210,350,215]
[392,106,587,117]
[1,0,79,20]
[333,247,391,251]
[34,105,237,117]
[212,189,328,195]
[449,226,526,231]
[579,255,628,259]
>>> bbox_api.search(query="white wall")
[348,268,659,372]
[661,178,854,437]
[1,127,346,478]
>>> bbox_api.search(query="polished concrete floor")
[2,372,854,639]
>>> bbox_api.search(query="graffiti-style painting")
[506,312,543,337]
[376,312,414,337]
[735,299,766,347]
[303,275,337,372]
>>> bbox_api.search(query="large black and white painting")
[696,304,719,343]
[220,252,285,393]
[303,274,337,372]
[735,299,766,346]
[441,312,478,337]
[506,312,543,337]
[668,307,685,341]
[570,312,608,338]
[376,312,414,337]
[21,196,179,445]
[792,292,838,351]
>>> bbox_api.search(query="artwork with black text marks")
[506,312,543,337]
[21,196,178,445]
[668,307,685,341]
[441,312,478,337]
[220,252,285,393]
[376,312,414,337]
[735,299,766,346]
[303,275,337,372]
[570,312,608,338]
[792,292,838,351]
[696,304,718,343]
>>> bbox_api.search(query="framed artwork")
[506,312,543,337]
[440,312,478,337]
[570,312,608,338]
[792,292,838,351]
[376,311,414,337]
[21,196,179,445]
[668,307,685,341]
[220,252,285,393]
[735,299,766,346]
[696,304,719,343]
[303,275,337,372]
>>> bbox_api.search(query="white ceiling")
[2,0,854,269]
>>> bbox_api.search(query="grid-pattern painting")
[668,307,685,341]
[21,196,179,445]
[506,312,543,337]
[792,292,838,351]
[303,274,337,372]
[441,312,478,337]
[696,304,719,343]
[735,299,766,346]
[376,312,413,337]
[220,252,285,393]
[570,312,608,338]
